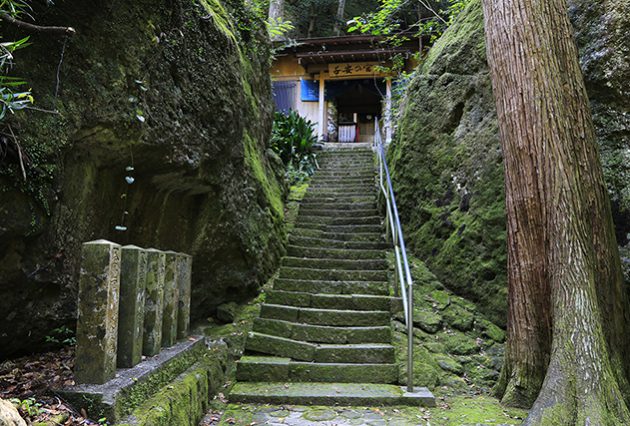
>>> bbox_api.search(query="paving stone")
[303,408,337,421]
[75,240,121,385]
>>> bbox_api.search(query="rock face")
[390,0,505,325]
[0,0,285,358]
[0,399,26,426]
[391,0,630,325]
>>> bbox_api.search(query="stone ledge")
[59,336,207,422]
[229,382,435,406]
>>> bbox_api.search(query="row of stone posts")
[74,240,193,384]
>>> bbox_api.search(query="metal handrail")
[373,118,415,392]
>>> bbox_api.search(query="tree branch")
[0,12,75,36]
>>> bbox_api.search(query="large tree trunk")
[334,0,346,36]
[482,0,630,422]
[268,0,284,41]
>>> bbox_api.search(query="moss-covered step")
[235,356,398,383]
[59,337,212,422]
[229,382,435,406]
[307,182,375,189]
[253,317,392,343]
[313,170,374,177]
[297,215,382,226]
[266,290,397,311]
[116,343,227,426]
[245,332,394,363]
[296,208,380,218]
[310,178,375,186]
[260,304,390,326]
[281,257,388,271]
[287,245,384,260]
[313,343,395,363]
[279,266,388,282]
[297,201,377,210]
[294,223,383,234]
[301,197,376,206]
[273,278,389,295]
[290,229,382,243]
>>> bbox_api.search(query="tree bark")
[482,0,630,422]
[268,0,283,41]
[334,0,346,36]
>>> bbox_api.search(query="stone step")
[274,278,389,295]
[260,304,390,326]
[317,157,373,163]
[301,195,376,204]
[315,166,374,172]
[253,317,391,344]
[289,235,387,250]
[298,215,382,226]
[291,228,382,242]
[281,256,388,271]
[311,177,375,185]
[229,382,435,406]
[295,222,383,233]
[235,356,398,384]
[307,186,375,193]
[266,290,397,312]
[306,189,375,197]
[314,173,375,180]
[287,245,385,260]
[297,208,380,219]
[245,332,395,363]
[279,266,388,282]
[297,201,377,211]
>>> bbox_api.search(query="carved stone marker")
[75,240,121,384]
[143,249,165,357]
[117,245,148,368]
[161,251,179,347]
[177,254,193,339]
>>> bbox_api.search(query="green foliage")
[270,110,317,184]
[348,0,471,43]
[283,0,379,38]
[10,397,43,417]
[267,16,295,38]
[44,325,76,346]
[0,37,33,120]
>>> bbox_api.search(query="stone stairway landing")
[230,148,435,407]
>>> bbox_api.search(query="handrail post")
[407,277,414,392]
[374,118,415,394]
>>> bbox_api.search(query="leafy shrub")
[270,110,317,184]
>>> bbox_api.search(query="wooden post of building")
[318,73,326,141]
[385,78,393,144]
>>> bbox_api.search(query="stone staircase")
[230,147,434,406]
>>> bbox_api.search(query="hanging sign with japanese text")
[328,62,388,79]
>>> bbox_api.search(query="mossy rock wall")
[0,0,285,358]
[391,0,630,326]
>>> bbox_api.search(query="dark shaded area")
[0,0,285,359]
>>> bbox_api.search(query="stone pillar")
[75,240,121,384]
[143,249,165,357]
[318,73,326,140]
[161,251,179,347]
[176,254,193,339]
[117,245,147,368]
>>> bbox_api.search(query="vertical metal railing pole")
[374,118,414,393]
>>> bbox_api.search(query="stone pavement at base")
[212,405,430,426]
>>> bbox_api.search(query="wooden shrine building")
[271,35,420,144]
